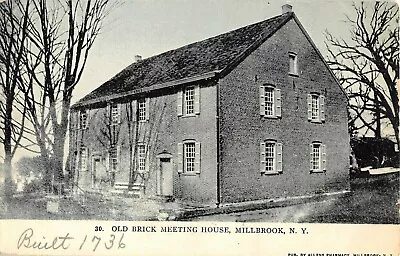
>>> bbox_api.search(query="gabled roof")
[73,12,293,108]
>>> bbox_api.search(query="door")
[92,156,106,188]
[159,158,173,196]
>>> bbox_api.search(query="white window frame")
[307,93,325,123]
[260,140,283,175]
[80,110,88,129]
[137,143,147,173]
[109,144,119,172]
[184,86,195,116]
[265,142,276,172]
[311,94,320,121]
[260,85,281,118]
[177,85,200,117]
[310,142,326,173]
[311,143,321,171]
[264,87,275,117]
[178,140,201,174]
[110,104,119,125]
[138,98,147,122]
[80,146,88,171]
[289,52,298,75]
[184,142,196,173]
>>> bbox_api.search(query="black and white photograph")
[0,0,398,254]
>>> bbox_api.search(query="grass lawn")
[1,172,399,223]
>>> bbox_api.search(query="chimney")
[134,55,142,62]
[282,4,293,14]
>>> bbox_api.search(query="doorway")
[92,155,106,189]
[158,158,173,196]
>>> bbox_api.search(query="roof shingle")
[75,13,292,106]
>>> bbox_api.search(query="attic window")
[289,52,298,75]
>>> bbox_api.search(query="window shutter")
[275,88,282,117]
[259,85,265,116]
[177,143,183,173]
[76,112,80,130]
[195,142,201,173]
[260,142,266,173]
[85,147,89,171]
[131,100,137,123]
[69,112,73,131]
[145,144,150,173]
[78,112,81,130]
[106,103,111,125]
[75,148,80,174]
[85,110,89,129]
[322,144,327,171]
[117,145,121,172]
[276,143,283,173]
[86,147,92,171]
[117,103,122,124]
[309,143,313,171]
[71,112,75,130]
[194,85,200,115]
[75,112,81,145]
[77,127,82,143]
[320,95,325,122]
[105,148,110,172]
[145,97,150,121]
[177,89,183,116]
[307,94,312,121]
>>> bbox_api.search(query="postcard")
[0,0,399,255]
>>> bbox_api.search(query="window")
[265,142,275,172]
[311,94,319,120]
[264,87,274,116]
[177,85,200,116]
[260,140,282,174]
[138,99,146,121]
[177,141,201,174]
[137,144,146,172]
[184,142,195,172]
[310,142,326,173]
[80,110,88,129]
[184,86,195,115]
[307,94,325,122]
[311,143,321,171]
[259,85,281,118]
[80,146,88,171]
[111,104,119,125]
[289,52,298,75]
[109,145,119,171]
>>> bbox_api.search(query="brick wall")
[218,18,350,203]
[69,82,218,204]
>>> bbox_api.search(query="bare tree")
[325,2,399,164]
[0,0,31,201]
[16,0,119,190]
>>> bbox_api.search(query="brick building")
[69,5,350,205]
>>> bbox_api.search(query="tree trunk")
[3,98,14,203]
[393,123,400,168]
[49,99,71,193]
[374,93,381,139]
[53,130,66,182]
[374,94,382,167]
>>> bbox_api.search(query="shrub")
[16,156,46,193]
[351,137,396,168]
